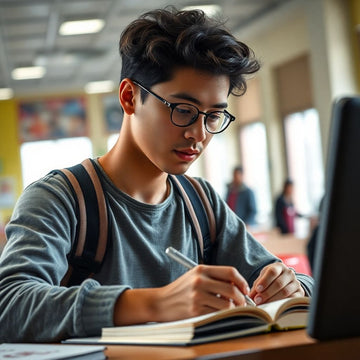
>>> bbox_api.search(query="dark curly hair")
[119,7,260,97]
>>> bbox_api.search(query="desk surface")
[102,329,360,360]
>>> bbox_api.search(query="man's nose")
[184,113,207,142]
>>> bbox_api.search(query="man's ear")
[119,79,137,115]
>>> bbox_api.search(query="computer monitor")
[307,96,360,340]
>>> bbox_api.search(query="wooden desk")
[102,329,360,360]
[101,330,360,360]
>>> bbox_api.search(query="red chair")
[276,253,312,276]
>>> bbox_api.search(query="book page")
[103,304,271,338]
[274,311,309,330]
[102,297,310,341]
[258,297,310,323]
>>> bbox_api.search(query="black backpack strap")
[170,175,216,263]
[54,158,109,287]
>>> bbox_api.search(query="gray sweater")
[0,160,313,342]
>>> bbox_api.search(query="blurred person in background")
[226,165,257,227]
[275,178,304,234]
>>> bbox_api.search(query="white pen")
[165,246,256,307]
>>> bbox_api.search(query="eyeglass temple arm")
[132,80,171,108]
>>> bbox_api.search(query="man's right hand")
[113,265,251,326]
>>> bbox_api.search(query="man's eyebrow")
[170,92,228,109]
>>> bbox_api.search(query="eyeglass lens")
[171,104,228,134]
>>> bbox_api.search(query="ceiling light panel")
[59,19,105,36]
[182,5,222,17]
[0,88,14,100]
[84,80,115,94]
[11,66,46,80]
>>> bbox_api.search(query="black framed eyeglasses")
[133,80,235,134]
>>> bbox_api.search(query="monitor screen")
[307,96,360,340]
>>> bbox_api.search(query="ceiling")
[0,0,291,97]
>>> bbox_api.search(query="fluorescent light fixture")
[59,19,105,36]
[0,88,14,100]
[85,80,115,94]
[182,4,221,17]
[11,66,46,80]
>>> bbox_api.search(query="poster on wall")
[102,93,123,133]
[18,97,87,142]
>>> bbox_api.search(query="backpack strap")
[170,175,216,263]
[54,158,109,287]
[55,158,216,286]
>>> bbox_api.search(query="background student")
[226,165,257,227]
[274,178,303,234]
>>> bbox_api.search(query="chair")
[277,253,312,276]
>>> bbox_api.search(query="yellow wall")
[0,100,22,220]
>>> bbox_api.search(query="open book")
[97,296,310,345]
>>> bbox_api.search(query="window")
[201,133,230,198]
[107,133,119,150]
[239,122,272,227]
[21,137,93,188]
[284,108,324,215]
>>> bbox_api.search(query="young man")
[0,8,313,342]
